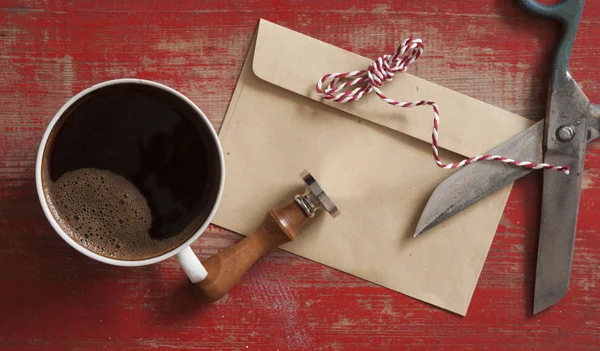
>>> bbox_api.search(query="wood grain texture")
[196,200,308,302]
[1,0,599,350]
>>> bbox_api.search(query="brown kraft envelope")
[213,19,534,315]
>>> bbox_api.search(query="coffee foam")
[47,168,189,260]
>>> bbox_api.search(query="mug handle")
[176,246,208,283]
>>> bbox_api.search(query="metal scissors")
[414,0,600,314]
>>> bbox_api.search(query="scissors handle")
[519,0,585,89]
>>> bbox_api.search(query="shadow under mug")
[35,78,224,283]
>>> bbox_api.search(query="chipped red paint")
[1,0,599,350]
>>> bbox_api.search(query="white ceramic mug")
[35,78,224,283]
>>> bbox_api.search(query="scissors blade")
[415,98,599,237]
[414,121,544,237]
[534,76,589,314]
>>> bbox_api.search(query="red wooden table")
[1,0,599,349]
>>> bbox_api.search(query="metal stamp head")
[295,170,340,218]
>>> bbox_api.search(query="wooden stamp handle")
[195,200,309,302]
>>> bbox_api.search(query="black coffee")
[41,84,221,260]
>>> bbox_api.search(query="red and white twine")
[316,38,570,175]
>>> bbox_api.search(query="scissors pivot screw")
[557,125,575,142]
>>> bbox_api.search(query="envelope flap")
[252,19,533,157]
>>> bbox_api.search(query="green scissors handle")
[519,0,585,89]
